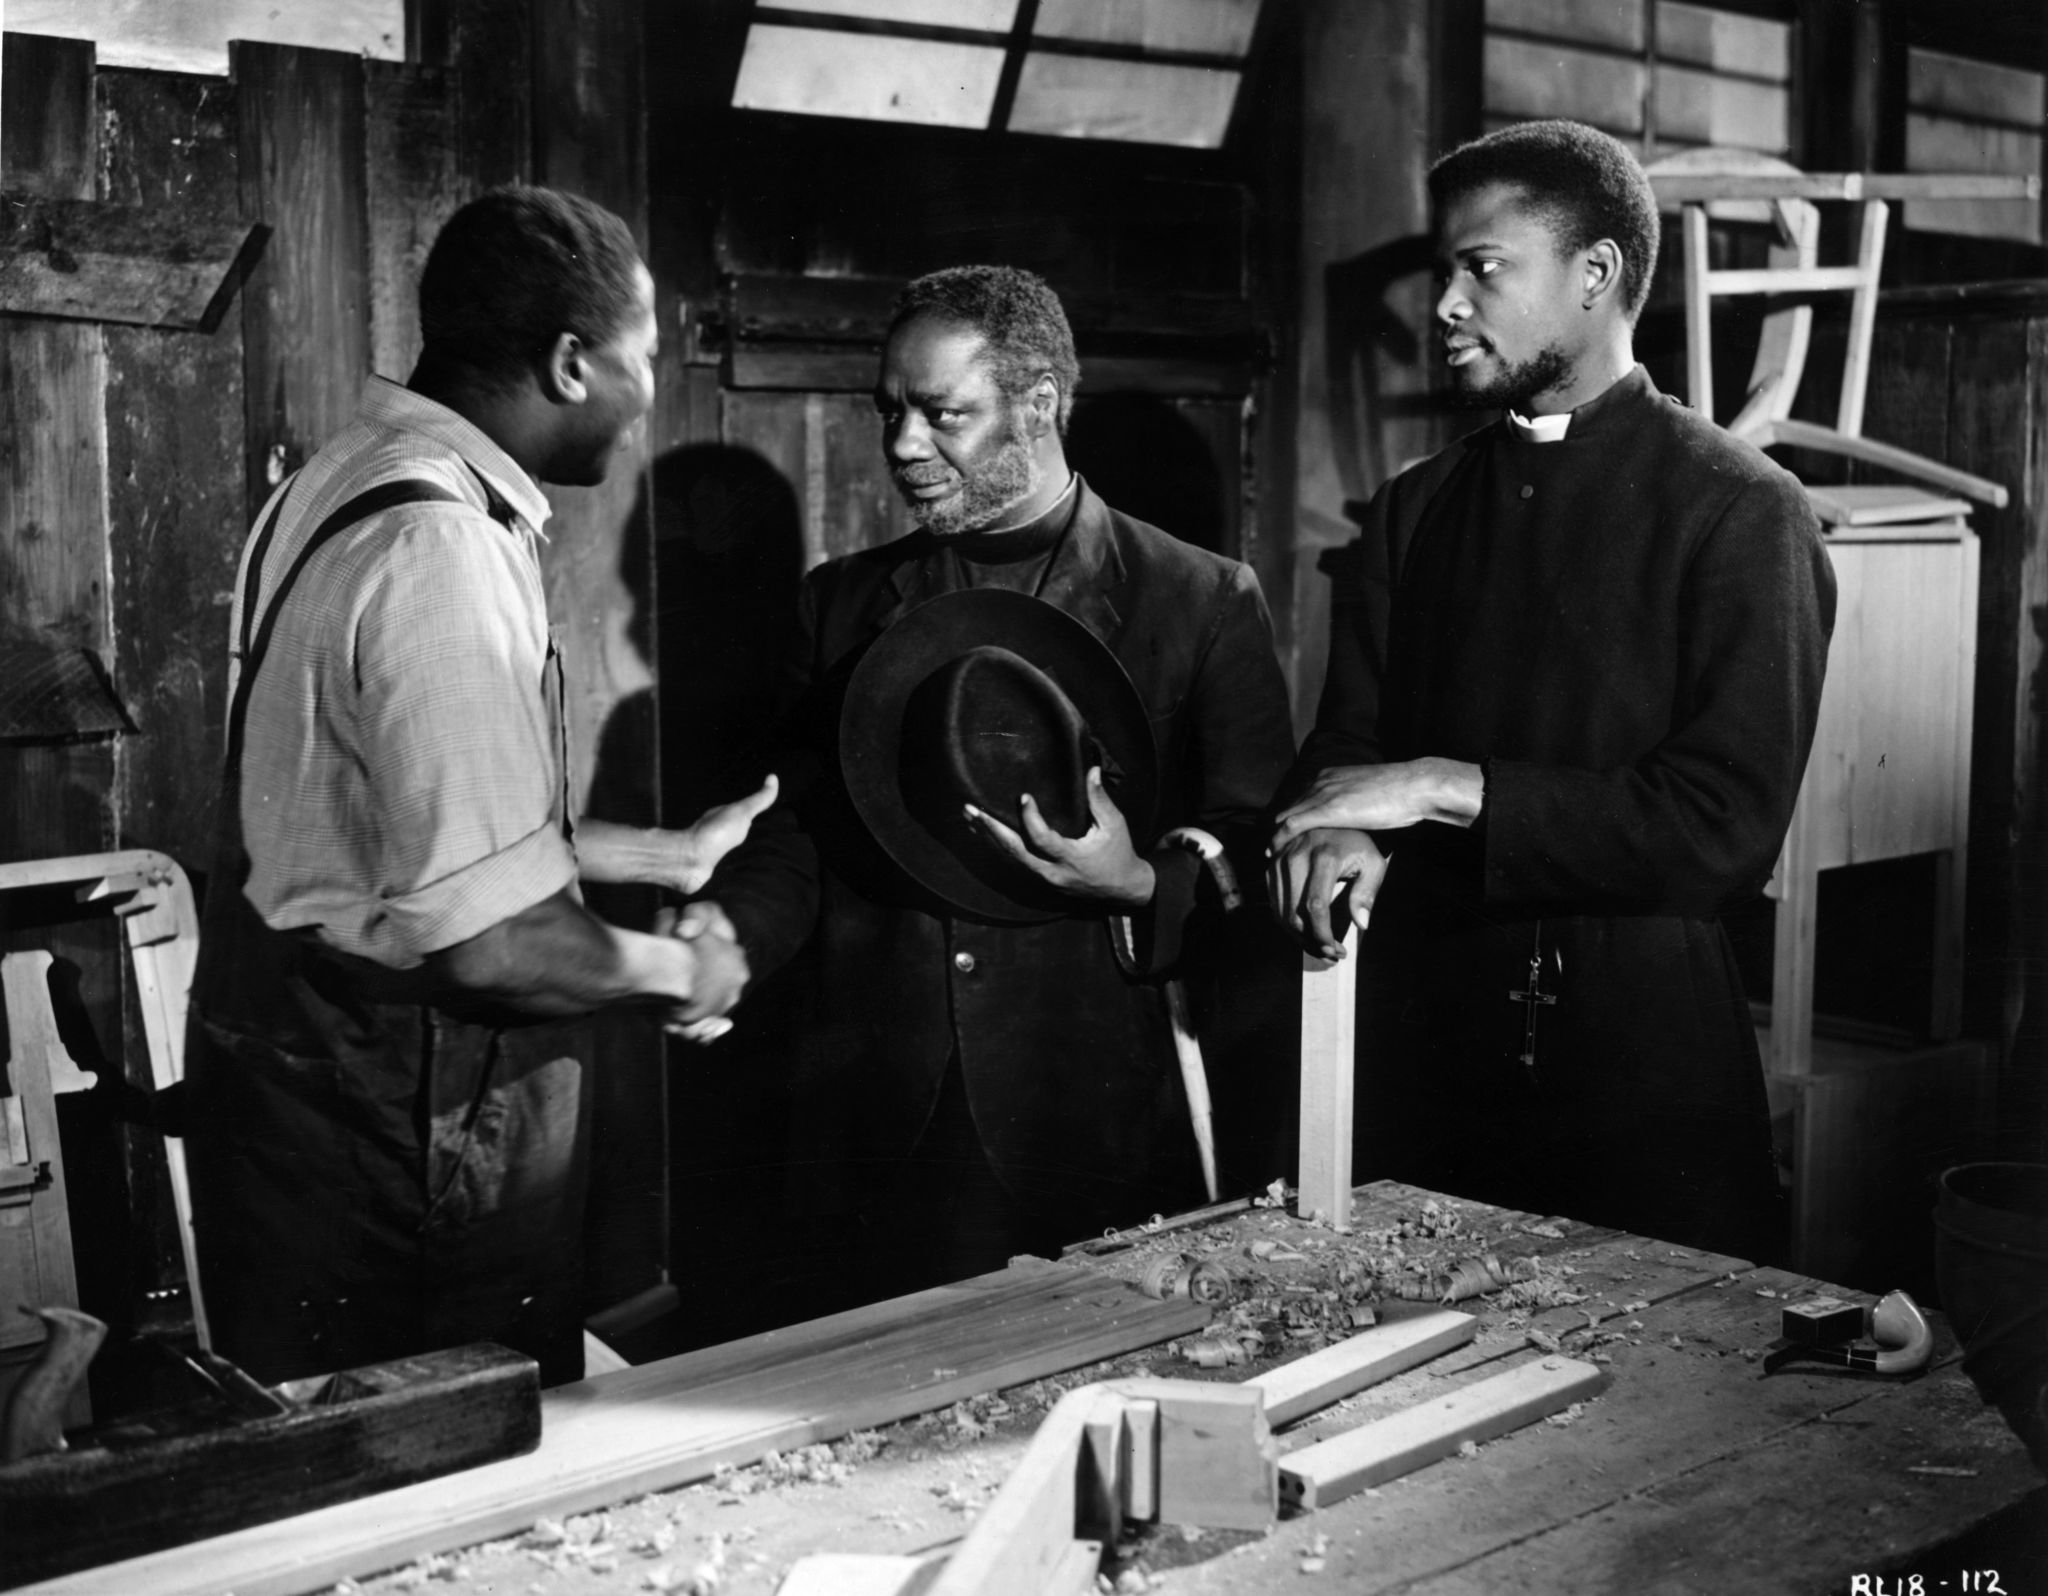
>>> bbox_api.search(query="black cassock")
[1294,367,1836,1261]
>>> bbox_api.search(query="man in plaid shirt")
[183,188,768,1385]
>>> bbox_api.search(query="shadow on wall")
[1065,395,1225,553]
[652,443,809,820]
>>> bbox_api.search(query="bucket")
[1933,1162,2048,1471]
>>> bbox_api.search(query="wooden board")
[1278,1354,1607,1510]
[1110,1378,1275,1531]
[0,31,125,1193]
[98,65,255,1341]
[234,42,371,515]
[1297,927,1357,1230]
[1246,1309,1478,1428]
[26,1262,1209,1596]
[0,192,262,330]
[0,1343,539,1586]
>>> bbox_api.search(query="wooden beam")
[1648,172,2040,204]
[1245,1309,1478,1429]
[234,42,372,509]
[0,193,265,330]
[1297,926,1357,1230]
[1278,1356,1607,1511]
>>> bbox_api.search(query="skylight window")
[730,0,1262,149]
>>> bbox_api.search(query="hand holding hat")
[965,765,1156,907]
[841,588,1159,923]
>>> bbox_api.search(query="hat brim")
[841,588,1159,924]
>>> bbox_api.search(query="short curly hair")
[418,185,645,388]
[890,265,1082,433]
[1428,120,1661,320]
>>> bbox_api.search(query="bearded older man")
[692,266,1294,1302]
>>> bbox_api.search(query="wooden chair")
[1644,147,2009,509]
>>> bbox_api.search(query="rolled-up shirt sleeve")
[351,517,578,960]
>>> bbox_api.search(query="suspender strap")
[224,476,497,778]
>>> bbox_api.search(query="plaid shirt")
[230,379,578,968]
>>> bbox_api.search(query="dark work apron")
[182,473,591,1386]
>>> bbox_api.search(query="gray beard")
[904,432,1041,535]
[1451,341,1576,412]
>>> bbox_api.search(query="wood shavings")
[1907,1464,1980,1478]
[1545,1402,1586,1428]
[1299,1531,1332,1574]
[1253,1178,1291,1208]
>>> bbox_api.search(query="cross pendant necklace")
[1508,923,1557,1071]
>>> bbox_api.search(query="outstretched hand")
[676,775,779,894]
[965,767,1156,907]
[1266,827,1387,960]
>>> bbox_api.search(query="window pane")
[1484,0,1645,54]
[1908,49,2044,128]
[1656,65,1788,150]
[1485,36,1645,134]
[1906,112,2043,243]
[1657,5,1789,80]
[8,0,403,76]
[732,26,1005,129]
[771,0,1019,30]
[1007,55,1241,147]
[1032,0,1261,58]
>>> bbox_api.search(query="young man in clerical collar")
[1270,120,1836,1262]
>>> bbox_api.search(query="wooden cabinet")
[1764,494,1990,1290]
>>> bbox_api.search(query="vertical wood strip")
[1297,927,1356,1231]
[0,31,121,1037]
[235,42,371,516]
[364,61,462,383]
[99,62,251,1341]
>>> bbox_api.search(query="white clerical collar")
[1507,408,1573,442]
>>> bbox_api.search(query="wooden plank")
[1705,263,1875,297]
[1121,1395,1158,1522]
[0,193,263,330]
[1277,1356,1607,1511]
[362,60,462,382]
[1107,1377,1276,1531]
[234,41,371,513]
[1246,1309,1478,1428]
[1835,200,1888,437]
[727,272,1260,349]
[1648,171,2040,202]
[101,63,250,871]
[97,67,252,1347]
[0,30,124,1143]
[26,1263,1207,1596]
[1297,926,1357,1230]
[1681,204,1713,422]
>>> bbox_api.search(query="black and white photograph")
[0,2,2042,1591]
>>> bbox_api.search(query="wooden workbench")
[36,1182,2044,1594]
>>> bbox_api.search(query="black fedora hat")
[841,588,1158,923]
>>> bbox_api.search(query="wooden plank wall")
[0,34,118,1024]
